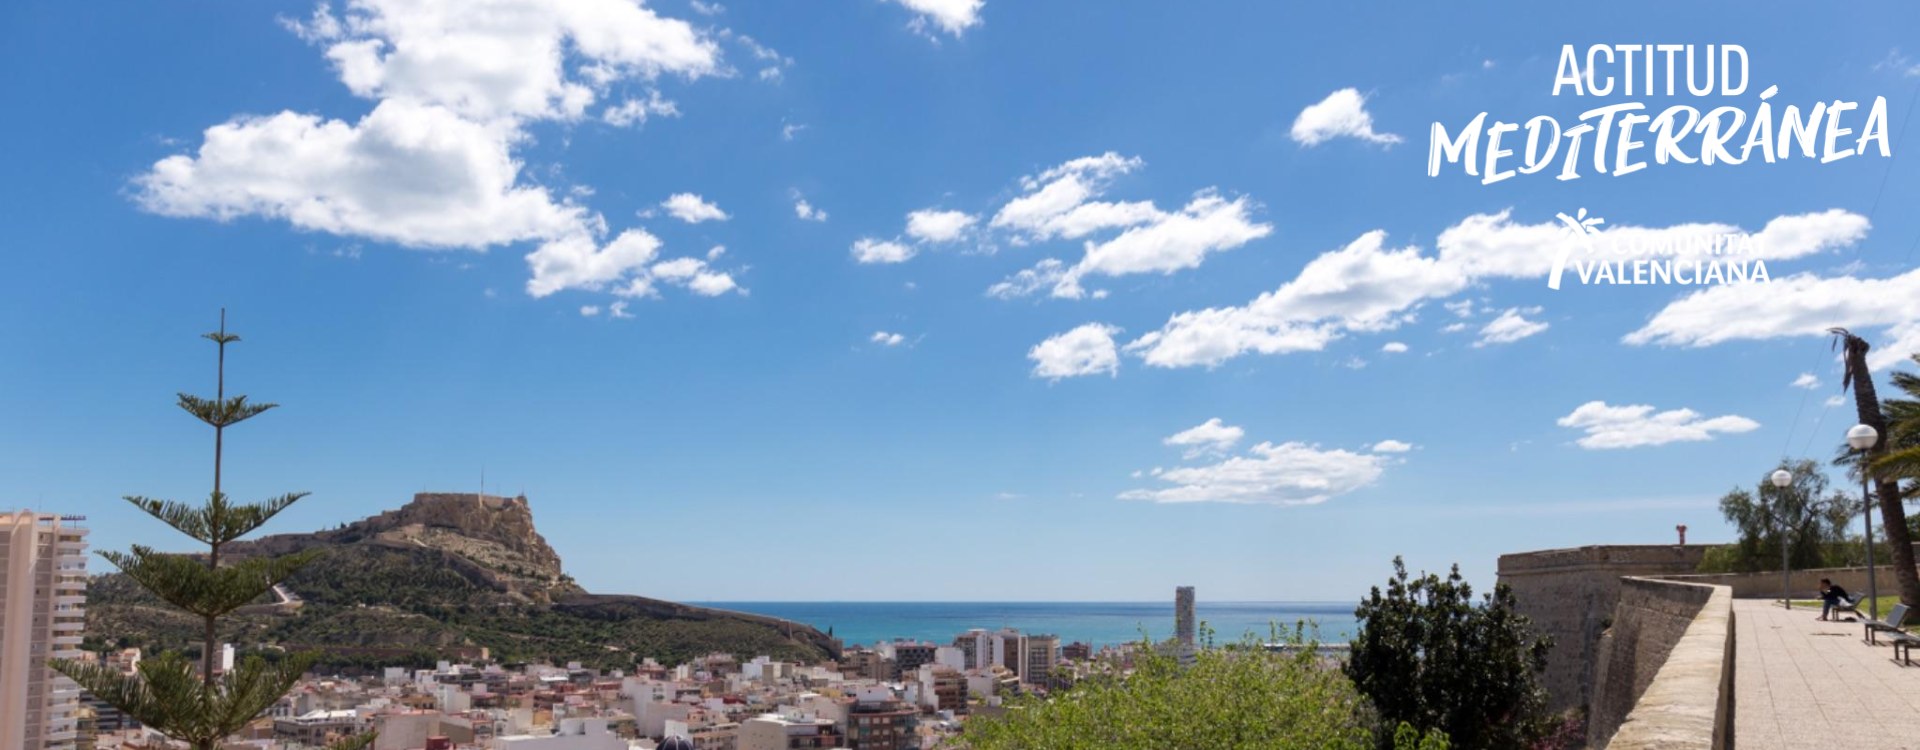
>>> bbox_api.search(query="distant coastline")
[695,601,1360,649]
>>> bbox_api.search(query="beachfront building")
[1022,635,1061,688]
[1,511,88,750]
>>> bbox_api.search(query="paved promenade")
[1734,599,1920,749]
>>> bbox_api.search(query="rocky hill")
[86,493,839,668]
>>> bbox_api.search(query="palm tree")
[49,314,373,750]
[1830,328,1920,611]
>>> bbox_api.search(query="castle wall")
[1495,545,1710,713]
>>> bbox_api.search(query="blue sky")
[5,0,1920,602]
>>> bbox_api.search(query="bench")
[1892,632,1919,667]
[1863,603,1910,645]
[1831,592,1869,620]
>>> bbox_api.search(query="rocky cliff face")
[91,492,838,667]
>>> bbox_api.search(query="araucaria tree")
[1830,329,1920,610]
[51,315,371,750]
[1346,557,1552,750]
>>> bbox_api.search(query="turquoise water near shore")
[694,601,1359,649]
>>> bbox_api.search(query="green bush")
[959,626,1448,750]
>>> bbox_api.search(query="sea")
[692,601,1359,649]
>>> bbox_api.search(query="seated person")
[1818,578,1851,621]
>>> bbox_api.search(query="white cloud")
[689,0,723,15]
[1625,268,1920,371]
[1163,417,1244,459]
[1122,208,1870,370]
[1556,401,1760,449]
[660,192,729,223]
[146,0,743,309]
[1474,307,1548,347]
[1029,323,1120,381]
[990,152,1149,240]
[871,331,906,347]
[1371,439,1413,453]
[792,190,828,222]
[523,229,738,299]
[885,0,982,38]
[296,0,720,124]
[1120,440,1387,506]
[1124,230,1462,368]
[650,256,739,296]
[781,122,807,141]
[904,208,977,243]
[1066,193,1270,291]
[138,100,587,250]
[1826,395,1848,407]
[1381,341,1409,353]
[850,238,916,264]
[1791,373,1821,390]
[1290,88,1401,147]
[602,90,679,127]
[579,304,601,317]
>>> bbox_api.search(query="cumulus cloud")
[1120,208,1870,370]
[871,331,907,346]
[1791,373,1820,389]
[1556,401,1760,449]
[1163,418,1244,458]
[885,0,983,38]
[905,208,977,243]
[1475,307,1548,347]
[293,0,719,124]
[1290,88,1401,147]
[1372,439,1413,453]
[138,101,586,249]
[1381,341,1409,353]
[1120,440,1388,506]
[991,153,1149,240]
[147,0,739,307]
[1029,323,1120,381]
[791,190,828,222]
[523,229,739,299]
[987,153,1270,299]
[1123,230,1461,368]
[1625,268,1920,371]
[850,238,916,264]
[660,193,729,223]
[603,90,679,127]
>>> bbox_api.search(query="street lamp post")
[1771,468,1794,609]
[1847,424,1880,621]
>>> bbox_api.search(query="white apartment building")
[1,512,88,750]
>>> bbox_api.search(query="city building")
[886,641,936,680]
[843,688,917,750]
[1,512,88,750]
[1023,635,1060,687]
[1175,585,1197,665]
[274,709,366,746]
[493,718,625,750]
[736,713,842,750]
[1062,642,1091,662]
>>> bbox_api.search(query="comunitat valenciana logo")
[1545,208,1770,290]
